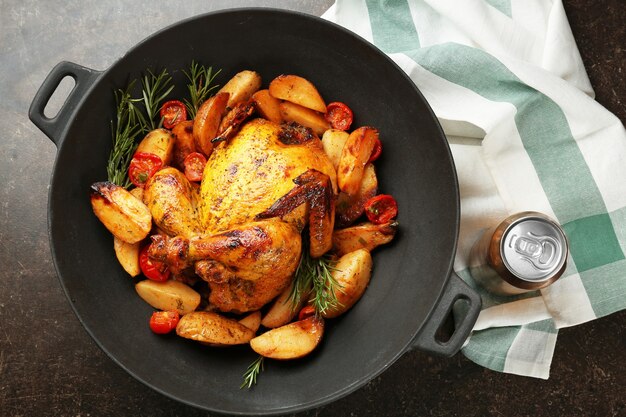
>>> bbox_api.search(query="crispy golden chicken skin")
[146,118,337,313]
[200,118,336,233]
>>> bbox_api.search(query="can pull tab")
[509,232,559,271]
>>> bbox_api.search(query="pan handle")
[29,61,100,146]
[409,272,481,357]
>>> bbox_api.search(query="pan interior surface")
[48,9,458,414]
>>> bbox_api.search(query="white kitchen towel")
[323,0,626,379]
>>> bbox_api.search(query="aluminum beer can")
[469,211,569,295]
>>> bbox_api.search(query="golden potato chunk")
[135,279,201,315]
[239,311,262,333]
[90,181,152,244]
[261,282,304,329]
[193,92,229,156]
[135,129,175,166]
[332,221,398,256]
[337,127,378,196]
[335,163,378,227]
[322,249,372,319]
[251,89,283,124]
[321,129,349,170]
[279,101,330,137]
[218,70,262,108]
[113,237,140,277]
[176,311,255,345]
[269,74,326,113]
[250,316,324,359]
[129,186,144,203]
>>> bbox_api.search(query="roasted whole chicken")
[146,118,337,313]
[90,69,398,369]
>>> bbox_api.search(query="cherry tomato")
[324,102,353,131]
[368,137,382,163]
[364,194,398,224]
[139,244,171,282]
[160,100,188,129]
[298,305,316,321]
[128,152,163,188]
[149,310,180,334]
[183,152,207,182]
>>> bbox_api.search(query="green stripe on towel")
[563,213,625,273]
[609,205,626,255]
[485,0,512,17]
[365,0,420,52]
[524,319,557,334]
[463,326,521,372]
[579,259,626,317]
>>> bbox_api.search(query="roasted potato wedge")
[171,120,195,169]
[269,74,326,113]
[129,186,144,203]
[323,249,372,319]
[135,128,175,166]
[193,92,229,156]
[279,101,330,137]
[250,316,324,359]
[135,279,201,315]
[336,163,378,227]
[218,70,262,108]
[239,311,262,333]
[113,237,140,277]
[332,221,398,256]
[337,127,379,196]
[321,129,349,170]
[144,167,199,238]
[176,311,255,345]
[261,282,305,329]
[90,181,152,244]
[251,89,283,124]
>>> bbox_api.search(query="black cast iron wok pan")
[29,8,480,415]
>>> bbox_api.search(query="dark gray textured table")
[1,1,624,416]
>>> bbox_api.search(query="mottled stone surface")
[1,1,624,416]
[563,0,625,123]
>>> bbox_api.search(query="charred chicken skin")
[146,118,337,313]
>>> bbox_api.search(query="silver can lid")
[500,215,568,282]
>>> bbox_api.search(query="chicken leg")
[149,218,301,313]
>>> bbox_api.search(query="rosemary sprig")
[240,355,264,389]
[288,240,343,316]
[141,68,174,130]
[310,254,343,316]
[183,60,221,119]
[106,68,175,187]
[107,81,144,188]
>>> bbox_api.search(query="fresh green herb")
[140,68,174,130]
[106,68,174,187]
[240,355,264,389]
[107,81,145,188]
[183,60,221,119]
[288,240,343,316]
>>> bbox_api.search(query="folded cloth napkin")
[323,0,626,379]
